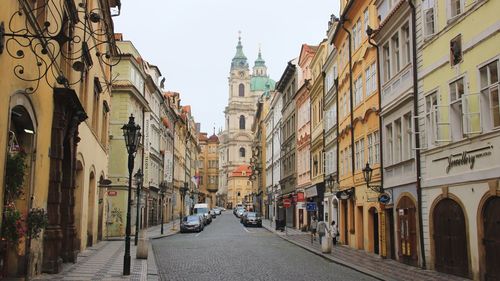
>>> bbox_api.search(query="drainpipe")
[340,17,355,176]
[321,71,327,221]
[408,0,426,269]
[366,29,384,196]
[335,77,340,225]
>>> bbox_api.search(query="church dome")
[250,76,276,92]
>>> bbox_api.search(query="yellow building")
[0,0,119,277]
[418,0,500,279]
[333,0,383,256]
[228,165,253,208]
[198,131,220,209]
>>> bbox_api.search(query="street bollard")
[136,229,148,259]
[321,232,332,253]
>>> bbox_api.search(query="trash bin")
[275,219,285,231]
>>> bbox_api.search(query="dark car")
[242,212,262,227]
[180,215,203,233]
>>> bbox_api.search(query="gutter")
[408,0,426,269]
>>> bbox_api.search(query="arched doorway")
[87,172,96,247]
[369,207,379,254]
[397,196,418,266]
[97,175,105,241]
[74,159,84,250]
[483,196,500,280]
[433,198,469,278]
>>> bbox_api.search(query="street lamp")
[159,181,167,235]
[134,169,143,246]
[121,114,141,276]
[179,182,189,225]
[362,162,383,193]
[326,174,336,194]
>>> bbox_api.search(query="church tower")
[218,34,275,207]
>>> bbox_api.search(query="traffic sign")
[306,202,317,212]
[283,199,291,208]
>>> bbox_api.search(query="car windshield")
[194,208,208,214]
[186,216,199,222]
[246,212,257,218]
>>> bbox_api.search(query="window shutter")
[435,105,451,143]
[462,92,482,134]
[412,115,428,150]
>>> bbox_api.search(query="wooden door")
[433,198,469,278]
[397,196,418,266]
[484,197,500,281]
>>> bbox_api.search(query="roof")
[182,105,191,114]
[250,76,276,92]
[207,133,219,143]
[231,164,252,177]
[231,35,249,70]
[198,133,208,141]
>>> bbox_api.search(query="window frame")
[479,58,500,129]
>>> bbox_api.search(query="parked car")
[197,213,207,226]
[209,209,216,218]
[240,211,248,223]
[194,203,211,224]
[235,208,245,218]
[213,208,222,215]
[180,215,203,233]
[242,212,262,227]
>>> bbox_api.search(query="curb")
[150,230,179,240]
[262,224,391,281]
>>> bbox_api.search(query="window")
[386,123,393,165]
[404,113,413,160]
[391,33,400,74]
[352,21,358,50]
[91,78,101,132]
[239,115,246,129]
[383,44,391,82]
[374,131,380,163]
[480,59,500,128]
[395,119,402,163]
[425,92,439,144]
[450,35,462,66]
[423,0,435,37]
[355,138,365,170]
[348,145,352,172]
[402,23,411,66]
[239,147,245,158]
[356,19,361,49]
[340,150,344,175]
[449,0,463,19]
[364,8,369,37]
[449,77,465,139]
[354,76,363,106]
[239,83,245,97]
[101,101,109,146]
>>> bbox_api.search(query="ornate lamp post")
[362,163,390,204]
[159,181,167,235]
[134,169,143,246]
[121,114,141,276]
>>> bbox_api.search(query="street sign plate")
[283,199,291,208]
[306,202,317,212]
[107,191,117,196]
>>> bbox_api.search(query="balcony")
[381,63,412,109]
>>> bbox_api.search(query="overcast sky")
[114,0,340,133]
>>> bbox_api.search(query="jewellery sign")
[433,145,493,173]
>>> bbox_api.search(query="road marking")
[243,227,251,233]
[195,232,201,237]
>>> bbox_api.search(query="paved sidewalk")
[262,219,469,281]
[32,221,179,281]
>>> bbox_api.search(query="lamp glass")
[363,163,373,184]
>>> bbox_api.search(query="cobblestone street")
[152,212,375,281]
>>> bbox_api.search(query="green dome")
[231,35,249,70]
[254,49,265,67]
[251,76,276,92]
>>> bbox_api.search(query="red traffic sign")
[283,199,291,208]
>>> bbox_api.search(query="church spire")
[231,31,249,70]
[252,44,267,77]
[254,45,266,67]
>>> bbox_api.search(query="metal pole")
[123,154,133,275]
[160,193,164,234]
[135,179,141,245]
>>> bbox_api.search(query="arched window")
[239,83,245,97]
[239,147,246,157]
[239,115,245,129]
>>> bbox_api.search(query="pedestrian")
[317,219,327,245]
[310,216,318,244]
[331,220,338,245]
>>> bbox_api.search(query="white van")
[193,203,211,224]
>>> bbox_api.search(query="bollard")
[136,229,148,259]
[321,232,332,253]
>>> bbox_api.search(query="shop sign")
[297,192,305,202]
[306,202,317,212]
[305,185,318,198]
[433,145,493,173]
[107,191,117,196]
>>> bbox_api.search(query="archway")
[74,158,84,250]
[97,174,105,241]
[87,171,96,247]
[397,195,418,266]
[369,207,379,254]
[483,196,500,280]
[433,198,468,277]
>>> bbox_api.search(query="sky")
[114,0,340,133]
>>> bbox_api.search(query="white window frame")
[479,58,500,130]
[448,0,464,20]
[422,0,436,37]
[374,130,380,163]
[364,8,369,37]
[449,76,466,140]
[354,76,363,106]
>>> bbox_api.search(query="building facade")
[417,0,500,279]
[198,131,220,209]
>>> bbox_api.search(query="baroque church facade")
[218,35,275,207]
